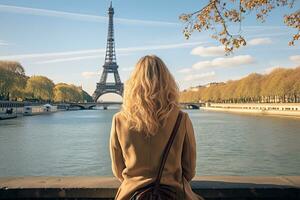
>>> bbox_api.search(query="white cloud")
[0,49,105,60]
[212,55,255,67]
[289,55,300,64]
[37,55,104,64]
[244,26,284,31]
[192,61,212,70]
[36,53,134,64]
[177,68,193,73]
[0,4,178,26]
[81,71,100,79]
[184,71,216,81]
[191,46,225,57]
[189,38,271,61]
[248,32,287,39]
[248,37,272,46]
[192,55,255,70]
[0,41,203,63]
[0,40,9,46]
[117,41,204,52]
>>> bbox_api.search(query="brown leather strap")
[154,111,183,188]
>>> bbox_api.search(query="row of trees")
[0,61,93,102]
[180,67,300,103]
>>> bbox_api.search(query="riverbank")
[202,103,300,118]
[0,176,299,199]
[0,101,66,120]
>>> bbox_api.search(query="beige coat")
[109,107,204,200]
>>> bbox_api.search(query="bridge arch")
[69,104,87,110]
[185,104,200,109]
[180,102,204,109]
[94,92,123,103]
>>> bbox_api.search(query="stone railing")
[0,176,299,199]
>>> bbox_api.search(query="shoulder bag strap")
[154,110,183,187]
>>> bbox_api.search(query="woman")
[109,55,204,200]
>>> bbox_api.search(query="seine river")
[0,109,300,177]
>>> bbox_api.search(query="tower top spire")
[108,1,114,14]
[105,0,116,64]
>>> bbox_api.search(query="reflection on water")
[0,109,299,177]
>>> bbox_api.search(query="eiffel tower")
[92,2,123,102]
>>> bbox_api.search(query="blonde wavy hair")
[121,55,179,136]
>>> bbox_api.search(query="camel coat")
[109,107,204,200]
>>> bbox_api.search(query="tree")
[179,90,200,102]
[26,76,54,101]
[235,73,262,102]
[285,67,300,102]
[0,68,13,100]
[0,61,27,100]
[53,83,92,103]
[222,80,238,102]
[180,0,299,53]
[0,61,25,75]
[260,68,285,102]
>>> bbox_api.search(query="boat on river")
[23,104,57,116]
[0,106,17,120]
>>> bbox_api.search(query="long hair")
[121,55,179,136]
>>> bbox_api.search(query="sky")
[0,0,299,101]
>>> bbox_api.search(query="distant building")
[188,86,202,92]
[185,82,225,92]
[204,82,225,88]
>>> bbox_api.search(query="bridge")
[70,102,121,110]
[57,102,204,110]
[181,102,205,109]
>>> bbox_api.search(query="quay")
[202,103,300,117]
[0,101,203,113]
[0,176,299,199]
[0,101,24,116]
[0,101,58,119]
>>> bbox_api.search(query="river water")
[0,109,299,177]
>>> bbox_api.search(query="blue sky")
[0,0,299,101]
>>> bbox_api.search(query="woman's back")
[109,55,203,200]
[110,107,201,199]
